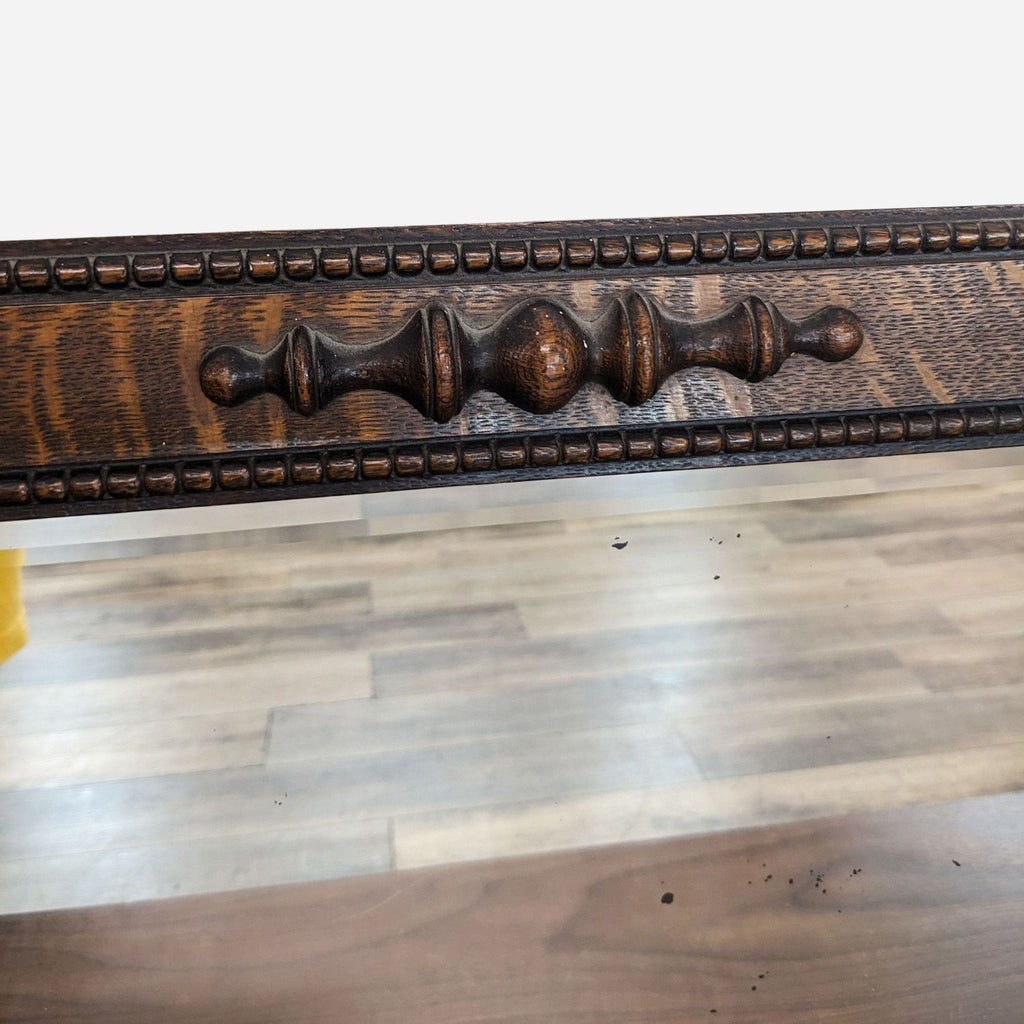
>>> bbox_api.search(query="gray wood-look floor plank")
[393,742,1024,869]
[677,685,1024,778]
[0,649,373,735]
[268,659,927,764]
[0,602,524,687]
[371,606,955,698]
[896,632,1024,691]
[0,817,392,915]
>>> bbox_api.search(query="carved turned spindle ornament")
[201,293,863,422]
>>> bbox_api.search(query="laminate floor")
[2,793,1020,1023]
[0,478,1022,914]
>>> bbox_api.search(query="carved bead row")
[2,404,1021,508]
[3,220,1023,294]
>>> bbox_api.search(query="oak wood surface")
[2,206,1024,519]
[4,260,1024,467]
[4,205,1020,259]
[1,792,1020,1024]
[196,294,864,421]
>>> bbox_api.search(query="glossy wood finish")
[1,792,1020,1023]
[2,206,1023,518]
[198,294,863,420]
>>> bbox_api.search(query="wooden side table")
[2,206,1023,522]
[0,207,1022,1022]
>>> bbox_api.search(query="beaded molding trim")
[2,219,1022,295]
[2,404,1021,512]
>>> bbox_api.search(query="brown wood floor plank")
[1,792,1020,1024]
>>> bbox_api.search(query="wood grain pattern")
[2,477,1023,912]
[395,744,1024,871]
[198,293,862,420]
[2,206,1023,518]
[5,401,1024,520]
[5,260,1024,466]
[2,207,1021,295]
[1,792,1020,1023]
[0,709,268,790]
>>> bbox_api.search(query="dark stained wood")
[198,294,862,421]
[2,206,1024,519]
[1,792,1020,1023]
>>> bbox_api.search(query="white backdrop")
[3,1,1022,549]
[3,2,1019,240]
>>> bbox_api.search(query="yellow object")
[0,550,28,663]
